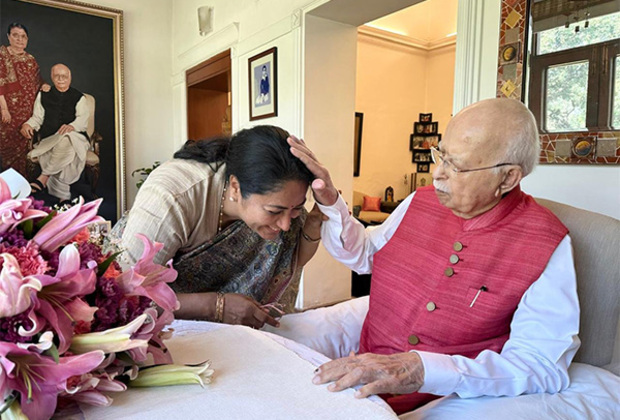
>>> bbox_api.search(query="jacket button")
[449,254,459,264]
[444,267,454,277]
[453,241,463,251]
[426,301,436,311]
[408,335,419,345]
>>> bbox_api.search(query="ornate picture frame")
[0,0,125,221]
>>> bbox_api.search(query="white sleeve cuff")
[414,350,461,395]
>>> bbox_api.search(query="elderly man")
[20,63,89,201]
[287,98,580,414]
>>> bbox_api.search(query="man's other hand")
[20,123,34,139]
[57,124,75,135]
[312,351,425,398]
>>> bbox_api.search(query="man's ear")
[498,166,523,195]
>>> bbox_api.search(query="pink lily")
[127,307,174,364]
[27,245,97,353]
[58,369,126,407]
[32,197,104,252]
[0,178,47,235]
[0,341,104,420]
[0,253,42,318]
[116,234,179,312]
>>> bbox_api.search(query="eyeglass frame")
[430,147,517,174]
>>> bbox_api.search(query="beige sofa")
[268,198,620,418]
[352,190,390,224]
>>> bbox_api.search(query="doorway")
[186,49,232,140]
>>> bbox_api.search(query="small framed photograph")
[571,135,596,159]
[413,122,426,135]
[248,47,277,120]
[410,135,429,150]
[426,134,441,148]
[419,113,432,122]
[412,150,431,163]
[417,163,430,173]
[500,42,520,65]
[415,173,433,190]
[423,122,438,135]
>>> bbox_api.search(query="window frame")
[529,36,619,133]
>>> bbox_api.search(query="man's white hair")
[501,100,539,177]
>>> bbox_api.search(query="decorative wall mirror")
[497,0,619,165]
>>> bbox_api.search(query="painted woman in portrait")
[0,22,45,176]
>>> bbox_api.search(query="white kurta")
[26,92,90,200]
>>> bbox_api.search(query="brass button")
[449,254,459,264]
[444,267,454,277]
[408,334,419,345]
[453,241,463,252]
[426,301,436,311]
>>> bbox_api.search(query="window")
[528,10,620,132]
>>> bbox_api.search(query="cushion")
[400,363,620,420]
[362,196,382,212]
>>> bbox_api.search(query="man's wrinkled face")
[51,65,71,92]
[432,115,506,219]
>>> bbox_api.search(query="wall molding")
[358,25,456,52]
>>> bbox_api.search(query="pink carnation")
[0,243,49,276]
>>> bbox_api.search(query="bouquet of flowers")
[0,177,213,420]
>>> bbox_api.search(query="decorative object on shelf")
[414,172,433,190]
[249,47,277,120]
[354,112,364,177]
[385,186,394,202]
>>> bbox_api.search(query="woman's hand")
[1,109,11,124]
[222,293,280,329]
[287,135,339,206]
[303,203,327,239]
[40,83,51,92]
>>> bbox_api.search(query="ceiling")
[366,0,459,42]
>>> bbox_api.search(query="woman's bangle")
[301,230,320,243]
[215,292,225,323]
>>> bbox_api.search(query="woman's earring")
[229,197,235,202]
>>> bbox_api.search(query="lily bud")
[129,361,214,388]
[70,314,149,354]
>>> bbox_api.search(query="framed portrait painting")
[0,0,125,222]
[248,47,277,121]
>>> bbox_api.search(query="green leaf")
[43,343,60,364]
[98,251,123,277]
[21,219,33,238]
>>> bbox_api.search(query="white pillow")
[400,363,620,420]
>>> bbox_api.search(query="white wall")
[303,15,358,308]
[89,0,174,208]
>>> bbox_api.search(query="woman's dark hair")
[173,125,314,197]
[7,22,28,36]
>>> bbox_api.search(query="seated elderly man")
[20,63,89,202]
[287,98,580,415]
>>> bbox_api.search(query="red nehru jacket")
[359,186,568,414]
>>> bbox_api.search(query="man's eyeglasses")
[430,147,516,174]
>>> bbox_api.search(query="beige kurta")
[121,158,226,265]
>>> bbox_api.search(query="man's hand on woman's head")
[287,135,339,206]
[222,293,280,329]
[312,351,425,398]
